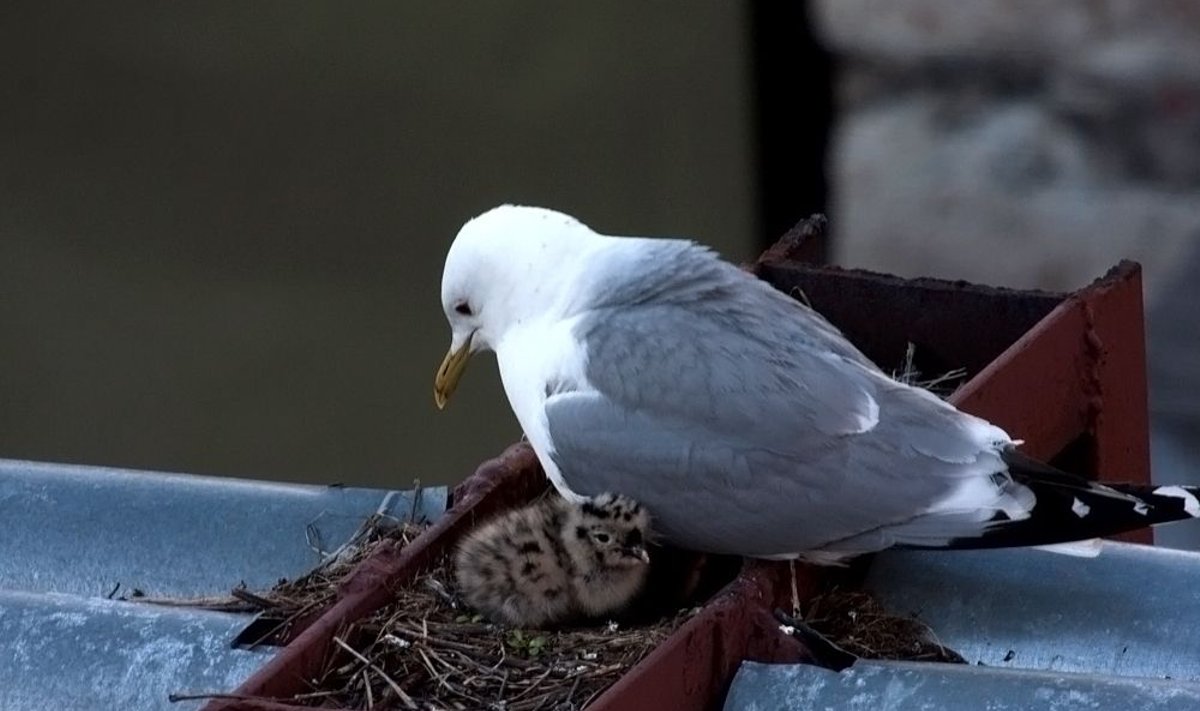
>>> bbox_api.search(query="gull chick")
[454,493,651,627]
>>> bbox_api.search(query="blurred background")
[1,2,1197,543]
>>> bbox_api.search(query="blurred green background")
[0,2,762,487]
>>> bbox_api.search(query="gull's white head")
[435,204,600,408]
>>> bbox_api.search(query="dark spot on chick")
[582,501,609,519]
[518,541,543,555]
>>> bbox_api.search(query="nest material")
[239,517,432,645]
[155,515,689,709]
[292,557,692,710]
[893,341,969,396]
[134,515,428,645]
[804,587,965,664]
[153,515,967,708]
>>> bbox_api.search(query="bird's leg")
[789,559,801,618]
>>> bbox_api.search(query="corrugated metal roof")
[724,541,1200,710]
[725,660,1200,711]
[0,458,444,597]
[0,458,446,711]
[865,542,1200,679]
[1,590,268,711]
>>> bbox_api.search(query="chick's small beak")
[625,545,650,564]
[434,340,472,409]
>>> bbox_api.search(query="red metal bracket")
[207,239,1151,710]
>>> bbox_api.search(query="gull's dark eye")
[454,303,472,316]
[592,532,611,544]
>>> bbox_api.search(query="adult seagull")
[434,205,1199,564]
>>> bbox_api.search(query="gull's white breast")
[494,315,593,502]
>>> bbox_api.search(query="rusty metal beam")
[209,236,1152,710]
[752,260,1063,386]
[206,445,546,710]
[588,561,811,711]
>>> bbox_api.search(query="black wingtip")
[935,449,1200,550]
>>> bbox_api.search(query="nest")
[289,557,692,710]
[159,515,690,709]
[804,587,965,664]
[237,517,432,646]
[135,514,428,646]
[155,511,970,709]
[148,459,967,709]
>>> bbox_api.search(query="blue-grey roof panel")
[726,541,1200,710]
[865,542,1200,680]
[1,589,271,711]
[0,458,446,598]
[724,660,1200,711]
[0,457,448,711]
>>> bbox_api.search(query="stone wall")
[814,1,1200,545]
[815,0,1200,296]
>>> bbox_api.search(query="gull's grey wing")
[569,239,887,443]
[544,247,1014,556]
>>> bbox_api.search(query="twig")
[306,521,327,557]
[789,286,813,309]
[133,595,249,612]
[892,342,968,394]
[168,692,277,703]
[896,342,918,384]
[416,645,454,693]
[332,636,418,710]
[243,595,333,647]
[391,626,533,669]
[230,587,277,608]
[564,673,583,707]
[507,666,554,703]
[410,478,423,522]
[917,367,968,392]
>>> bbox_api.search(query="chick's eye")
[592,532,611,544]
[454,303,472,316]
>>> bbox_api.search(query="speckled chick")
[454,493,651,628]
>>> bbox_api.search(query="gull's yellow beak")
[434,342,472,409]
